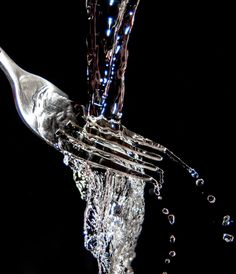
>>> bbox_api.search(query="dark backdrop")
[0,1,235,274]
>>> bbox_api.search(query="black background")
[0,1,235,274]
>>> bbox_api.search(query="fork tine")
[56,129,159,172]
[56,130,154,181]
[65,121,163,163]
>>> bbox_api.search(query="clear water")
[58,0,234,273]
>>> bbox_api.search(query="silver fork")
[0,47,198,185]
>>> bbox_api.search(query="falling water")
[86,0,140,121]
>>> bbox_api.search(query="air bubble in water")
[196,178,204,187]
[222,215,233,226]
[165,258,171,264]
[207,195,216,203]
[169,250,176,257]
[223,233,234,243]
[170,235,176,243]
[162,208,169,215]
[168,214,175,225]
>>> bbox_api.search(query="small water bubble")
[162,208,169,215]
[168,214,175,225]
[223,233,234,243]
[207,195,216,203]
[164,258,171,264]
[170,235,176,243]
[169,250,176,257]
[222,215,233,226]
[195,178,204,187]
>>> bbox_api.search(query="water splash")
[80,164,145,274]
[57,116,222,273]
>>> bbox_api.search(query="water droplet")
[157,195,163,200]
[165,258,171,264]
[207,195,216,203]
[189,168,199,178]
[162,208,169,215]
[222,215,233,226]
[169,250,176,257]
[195,178,204,187]
[162,272,168,274]
[63,154,69,166]
[223,233,234,243]
[154,186,160,196]
[168,214,175,225]
[170,235,176,243]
